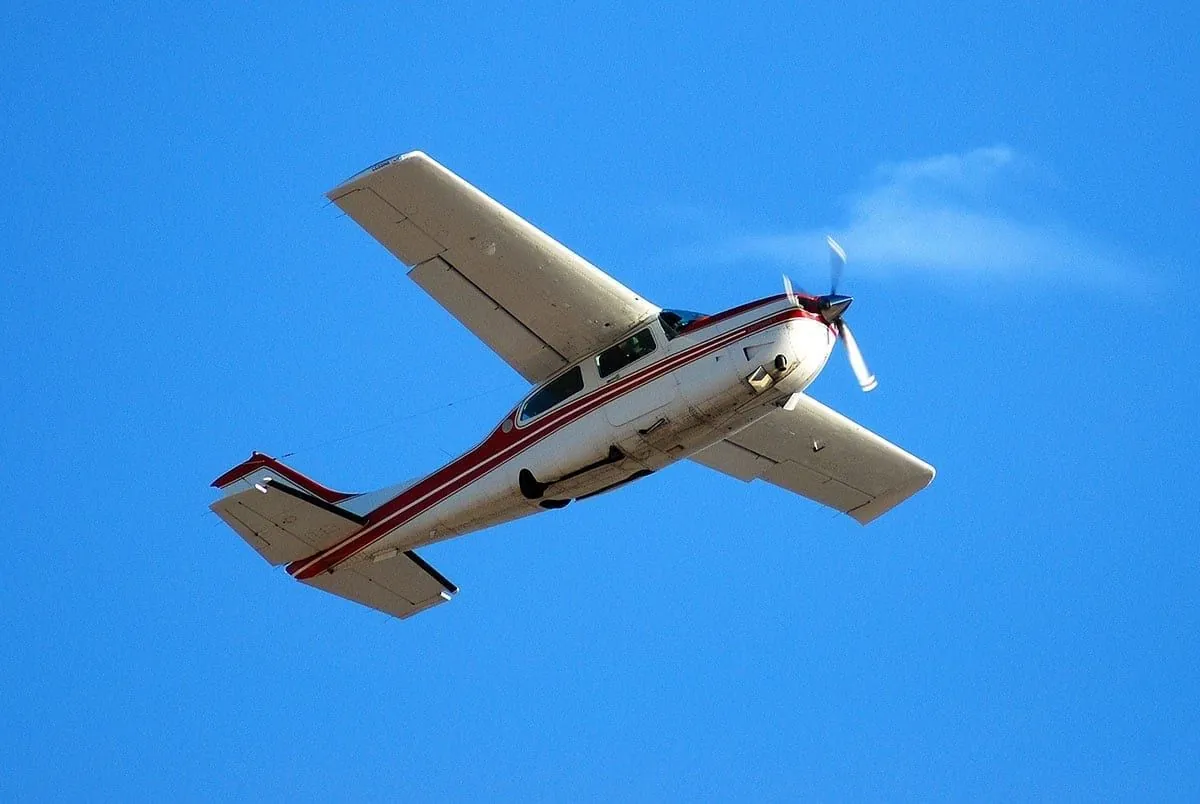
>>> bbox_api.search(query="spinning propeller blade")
[827,235,847,294]
[818,236,877,393]
[782,274,799,307]
[837,320,878,392]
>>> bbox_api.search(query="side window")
[520,366,585,422]
[596,328,656,378]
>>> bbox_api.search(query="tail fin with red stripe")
[210,453,365,566]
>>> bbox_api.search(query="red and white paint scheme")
[210,152,934,619]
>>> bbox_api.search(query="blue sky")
[2,1,1198,799]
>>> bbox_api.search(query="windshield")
[659,309,709,340]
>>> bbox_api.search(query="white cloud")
[721,146,1130,286]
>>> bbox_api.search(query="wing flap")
[691,394,934,524]
[409,256,568,381]
[210,480,366,565]
[761,460,871,511]
[691,439,767,481]
[303,551,457,620]
[328,152,659,383]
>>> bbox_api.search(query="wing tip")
[847,462,936,525]
[327,149,435,197]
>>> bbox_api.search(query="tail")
[209,452,455,619]
[209,452,415,565]
[209,452,364,565]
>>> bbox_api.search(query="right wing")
[691,394,934,524]
[328,152,659,384]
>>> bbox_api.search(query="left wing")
[328,151,659,383]
[691,394,934,524]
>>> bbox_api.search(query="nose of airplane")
[817,294,854,323]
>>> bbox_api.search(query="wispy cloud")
[719,146,1130,286]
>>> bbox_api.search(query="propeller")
[827,235,847,294]
[809,237,878,393]
[837,318,878,392]
[782,273,799,307]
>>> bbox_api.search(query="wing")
[691,394,934,524]
[327,151,659,384]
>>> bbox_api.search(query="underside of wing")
[303,551,457,620]
[691,394,934,524]
[328,151,659,383]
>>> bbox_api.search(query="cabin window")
[520,366,585,422]
[596,328,656,378]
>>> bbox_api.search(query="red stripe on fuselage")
[288,303,824,580]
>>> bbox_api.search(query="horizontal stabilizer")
[210,452,455,620]
[303,550,457,619]
[211,480,365,566]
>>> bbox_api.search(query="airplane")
[210,152,934,620]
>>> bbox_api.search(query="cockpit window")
[662,309,705,340]
[659,309,709,340]
[520,366,585,422]
[596,328,657,378]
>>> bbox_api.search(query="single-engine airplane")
[211,152,934,619]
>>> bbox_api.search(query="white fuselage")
[287,296,836,581]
